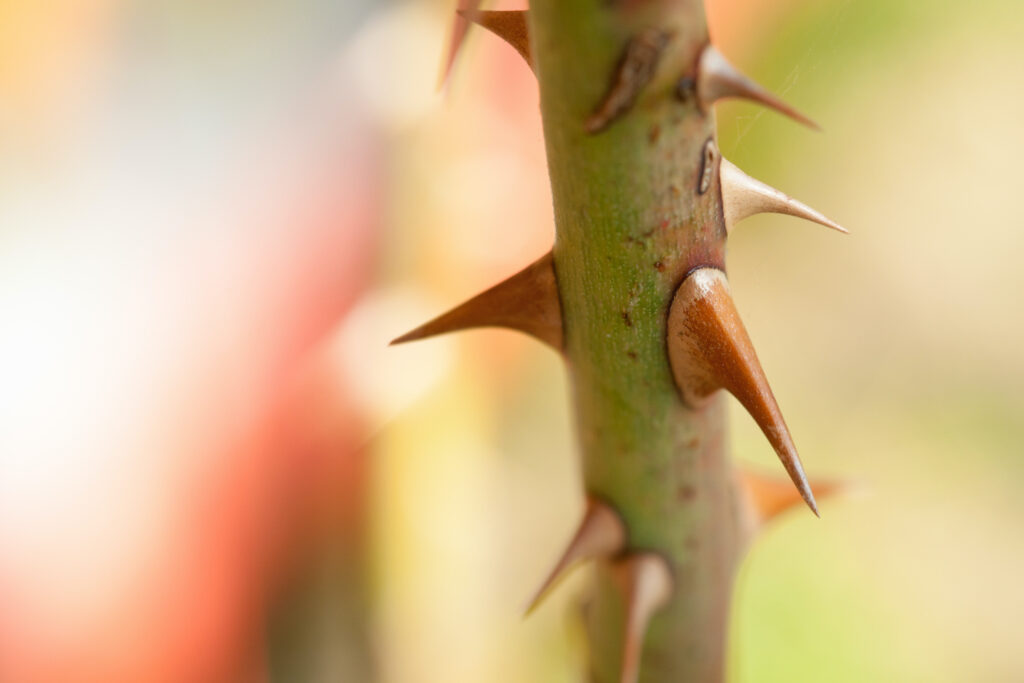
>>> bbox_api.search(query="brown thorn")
[585,28,673,134]
[740,467,849,526]
[719,158,848,235]
[667,268,819,515]
[437,0,483,89]
[391,251,563,350]
[612,553,673,683]
[457,9,532,71]
[524,497,626,616]
[697,44,820,130]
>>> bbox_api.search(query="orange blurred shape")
[0,0,116,138]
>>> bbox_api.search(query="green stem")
[531,1,745,680]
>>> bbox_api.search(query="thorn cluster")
[403,7,851,682]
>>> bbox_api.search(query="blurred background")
[0,0,1021,681]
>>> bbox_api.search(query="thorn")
[697,44,820,130]
[525,497,626,615]
[719,158,848,235]
[585,28,673,134]
[457,10,532,71]
[391,252,563,351]
[612,553,673,683]
[667,268,819,515]
[740,468,849,525]
[437,0,483,89]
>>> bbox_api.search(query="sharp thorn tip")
[740,467,854,527]
[805,490,821,517]
[698,44,819,130]
[668,269,820,526]
[389,253,563,351]
[523,497,626,616]
[720,158,847,235]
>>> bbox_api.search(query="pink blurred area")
[0,1,380,681]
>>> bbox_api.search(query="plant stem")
[531,1,745,679]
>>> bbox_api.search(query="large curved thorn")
[524,497,625,615]
[457,9,532,70]
[391,252,563,351]
[667,268,819,516]
[697,44,819,130]
[720,158,848,235]
[612,553,673,683]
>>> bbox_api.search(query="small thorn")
[391,252,563,350]
[697,44,820,130]
[585,28,673,134]
[719,158,848,235]
[525,497,626,615]
[740,468,850,526]
[612,553,673,683]
[457,10,532,71]
[437,0,483,89]
[667,268,818,515]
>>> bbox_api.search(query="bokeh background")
[1,0,1022,681]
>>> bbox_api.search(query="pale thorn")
[390,251,563,351]
[666,268,819,516]
[457,9,532,70]
[696,44,820,130]
[524,497,626,616]
[719,158,848,235]
[612,553,674,683]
